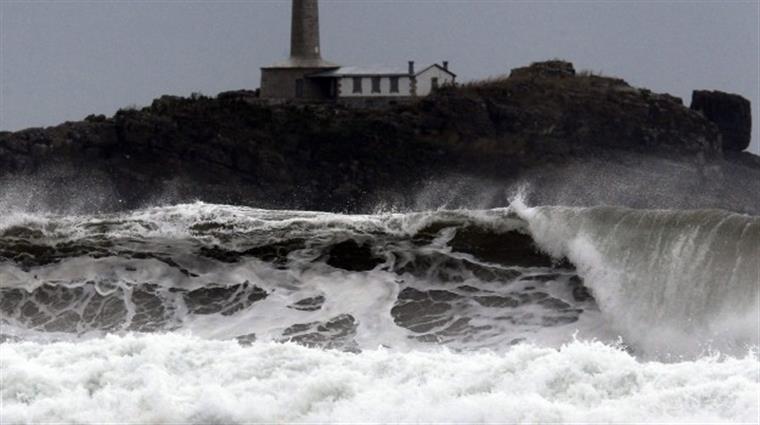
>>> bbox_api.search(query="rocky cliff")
[0,61,756,213]
[690,90,752,152]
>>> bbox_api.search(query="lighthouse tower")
[290,0,323,64]
[260,0,338,99]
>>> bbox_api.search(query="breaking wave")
[1,201,758,423]
[514,201,760,356]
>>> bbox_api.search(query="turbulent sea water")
[1,201,758,423]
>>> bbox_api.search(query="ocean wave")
[1,202,757,357]
[514,201,760,356]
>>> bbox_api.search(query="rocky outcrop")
[690,90,752,151]
[509,60,576,79]
[0,60,754,212]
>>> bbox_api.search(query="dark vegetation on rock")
[0,60,754,212]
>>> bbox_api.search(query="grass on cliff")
[455,68,630,98]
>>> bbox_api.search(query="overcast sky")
[1,0,758,154]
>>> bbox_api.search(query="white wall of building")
[337,76,412,97]
[416,67,455,96]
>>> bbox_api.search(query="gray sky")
[1,0,758,154]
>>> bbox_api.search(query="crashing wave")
[1,202,757,357]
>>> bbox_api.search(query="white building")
[309,62,456,99]
[414,63,457,97]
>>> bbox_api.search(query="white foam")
[0,202,526,247]
[2,333,757,424]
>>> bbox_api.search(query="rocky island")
[0,60,757,214]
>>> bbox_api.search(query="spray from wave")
[514,200,760,356]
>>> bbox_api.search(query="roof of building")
[309,66,410,77]
[262,57,340,69]
[309,63,457,78]
[416,63,457,78]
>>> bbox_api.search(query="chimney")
[408,61,415,75]
[291,0,321,60]
[443,61,449,70]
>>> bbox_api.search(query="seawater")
[1,202,758,423]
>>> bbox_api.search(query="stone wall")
[260,68,329,99]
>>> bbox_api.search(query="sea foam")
[2,333,758,424]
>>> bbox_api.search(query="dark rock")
[691,90,752,151]
[510,60,576,79]
[217,89,259,103]
[85,114,107,123]
[0,61,746,213]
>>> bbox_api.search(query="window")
[295,79,304,98]
[353,77,363,93]
[390,77,399,93]
[431,77,439,90]
[372,77,382,93]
